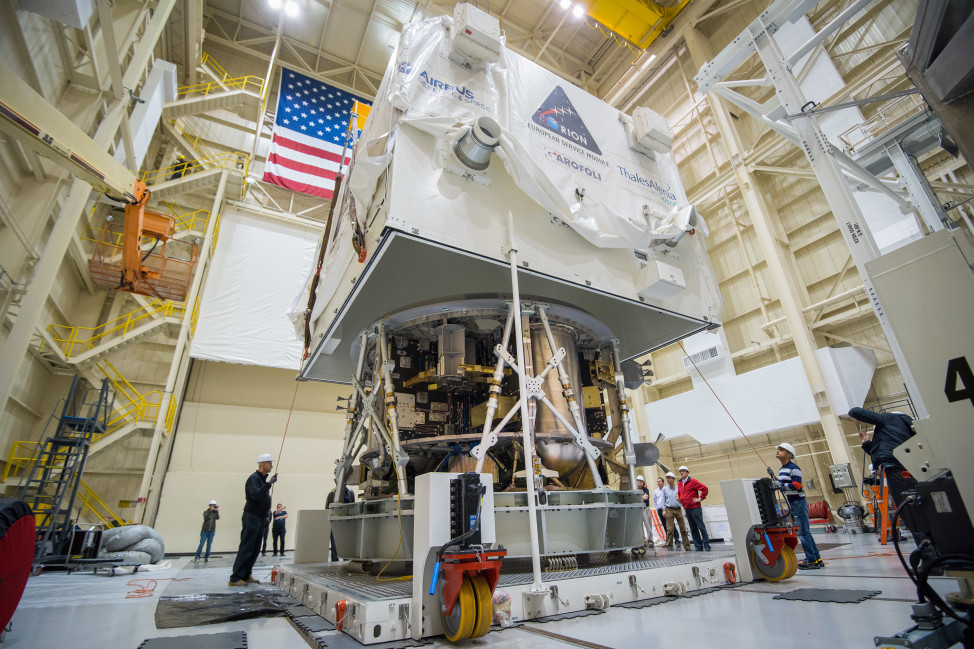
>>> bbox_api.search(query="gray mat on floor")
[532,608,605,622]
[773,588,881,603]
[285,604,317,618]
[136,631,247,649]
[682,586,725,598]
[615,580,747,608]
[615,595,677,609]
[310,633,432,648]
[294,615,337,632]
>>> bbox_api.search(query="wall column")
[684,27,854,467]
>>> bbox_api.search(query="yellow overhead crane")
[586,0,691,51]
[0,62,195,301]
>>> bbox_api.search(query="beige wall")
[153,361,349,553]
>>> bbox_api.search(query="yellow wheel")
[441,577,476,642]
[751,544,793,582]
[781,545,798,579]
[470,574,493,639]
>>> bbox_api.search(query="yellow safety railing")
[95,360,165,434]
[166,118,219,161]
[162,203,211,233]
[165,394,179,434]
[201,52,229,80]
[2,440,39,482]
[190,293,201,336]
[0,443,130,526]
[177,75,264,99]
[194,51,265,98]
[143,149,249,185]
[76,480,131,528]
[45,300,184,359]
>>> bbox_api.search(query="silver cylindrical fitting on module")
[454,116,501,171]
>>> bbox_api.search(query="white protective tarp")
[295,15,703,332]
[191,210,322,369]
[347,16,695,252]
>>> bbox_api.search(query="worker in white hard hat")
[774,443,822,570]
[195,499,220,562]
[653,476,679,546]
[677,465,711,550]
[229,453,278,586]
[662,472,690,550]
[635,476,654,548]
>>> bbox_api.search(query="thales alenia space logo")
[532,86,602,156]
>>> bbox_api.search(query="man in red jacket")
[678,465,711,551]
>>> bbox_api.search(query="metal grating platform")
[498,549,736,587]
[136,631,247,649]
[281,565,413,600]
[282,549,736,601]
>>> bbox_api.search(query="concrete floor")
[5,534,959,648]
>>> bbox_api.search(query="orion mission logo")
[530,86,603,157]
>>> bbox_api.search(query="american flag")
[261,68,371,199]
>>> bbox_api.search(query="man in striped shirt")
[775,443,823,570]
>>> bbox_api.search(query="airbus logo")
[418,71,475,99]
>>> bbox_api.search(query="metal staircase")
[18,375,115,562]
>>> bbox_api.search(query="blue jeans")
[196,530,215,559]
[790,497,820,562]
[685,507,710,550]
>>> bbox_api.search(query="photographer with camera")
[195,500,220,562]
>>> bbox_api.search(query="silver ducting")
[454,116,501,171]
[527,323,589,477]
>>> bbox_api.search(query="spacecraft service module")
[282,5,727,643]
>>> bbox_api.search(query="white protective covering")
[297,15,709,332]
[191,210,322,369]
[350,17,695,251]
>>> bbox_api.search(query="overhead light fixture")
[559,0,571,8]
[572,4,584,18]
[646,53,657,64]
[284,0,299,16]
[268,0,282,9]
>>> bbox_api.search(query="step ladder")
[19,375,115,563]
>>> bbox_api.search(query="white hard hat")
[209,500,218,505]
[257,453,274,463]
[678,466,689,473]
[665,472,676,478]
[636,475,645,482]
[778,443,796,458]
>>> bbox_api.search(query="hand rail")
[201,51,230,81]
[142,149,249,184]
[161,203,211,233]
[177,75,264,98]
[45,300,184,359]
[2,440,39,482]
[77,479,131,528]
[165,393,179,434]
[95,361,165,433]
